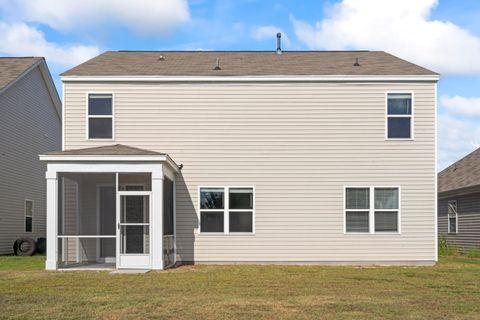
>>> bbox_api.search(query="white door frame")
[116,190,152,269]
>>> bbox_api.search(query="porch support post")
[151,167,164,270]
[45,169,58,270]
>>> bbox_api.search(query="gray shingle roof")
[0,57,43,91]
[61,51,438,77]
[46,144,164,156]
[438,147,480,193]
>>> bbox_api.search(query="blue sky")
[0,0,479,170]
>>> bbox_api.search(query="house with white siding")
[40,41,439,270]
[0,57,62,254]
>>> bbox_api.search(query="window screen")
[387,93,412,139]
[345,188,370,233]
[374,188,399,232]
[88,94,113,139]
[25,200,33,233]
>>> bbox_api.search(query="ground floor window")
[447,200,457,234]
[25,200,33,232]
[199,187,255,234]
[345,187,400,234]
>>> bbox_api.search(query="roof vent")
[158,55,165,61]
[276,33,282,55]
[213,58,221,70]
[353,58,360,66]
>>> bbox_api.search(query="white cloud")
[0,22,100,66]
[4,0,190,34]
[438,112,480,170]
[291,0,480,75]
[252,25,291,47]
[440,95,480,117]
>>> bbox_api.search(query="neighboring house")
[40,46,439,270]
[438,148,480,252]
[0,57,62,254]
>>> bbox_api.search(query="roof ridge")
[115,50,373,53]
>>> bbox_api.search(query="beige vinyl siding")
[0,67,61,254]
[64,81,436,262]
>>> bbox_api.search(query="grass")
[1,256,480,319]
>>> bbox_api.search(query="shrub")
[438,237,458,256]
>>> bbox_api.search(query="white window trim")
[24,199,34,233]
[86,92,115,141]
[198,186,256,236]
[447,200,458,234]
[385,91,414,141]
[343,186,401,235]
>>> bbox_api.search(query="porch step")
[110,269,150,274]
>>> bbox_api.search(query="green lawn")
[0,256,479,319]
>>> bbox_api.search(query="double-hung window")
[87,94,113,139]
[374,188,399,232]
[199,187,254,234]
[345,188,370,233]
[387,93,413,139]
[345,187,400,233]
[25,200,33,233]
[447,200,458,234]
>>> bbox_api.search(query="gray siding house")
[40,49,439,270]
[0,57,62,254]
[438,148,480,252]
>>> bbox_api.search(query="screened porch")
[40,145,178,270]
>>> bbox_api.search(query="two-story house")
[0,57,61,254]
[40,48,439,270]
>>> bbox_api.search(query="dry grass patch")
[0,256,479,319]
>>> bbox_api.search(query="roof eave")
[39,154,180,173]
[0,58,62,119]
[61,74,440,82]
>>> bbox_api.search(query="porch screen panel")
[57,173,117,269]
[163,177,174,236]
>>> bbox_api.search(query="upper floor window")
[25,200,33,232]
[199,187,255,234]
[387,93,413,139]
[345,187,400,234]
[87,94,113,139]
[447,200,457,234]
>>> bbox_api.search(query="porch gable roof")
[40,144,179,172]
[44,144,163,156]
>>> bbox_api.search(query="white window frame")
[447,200,458,234]
[198,186,255,235]
[24,199,34,233]
[385,91,414,140]
[86,92,115,141]
[343,186,401,235]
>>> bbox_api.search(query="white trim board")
[39,155,179,173]
[61,75,440,82]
